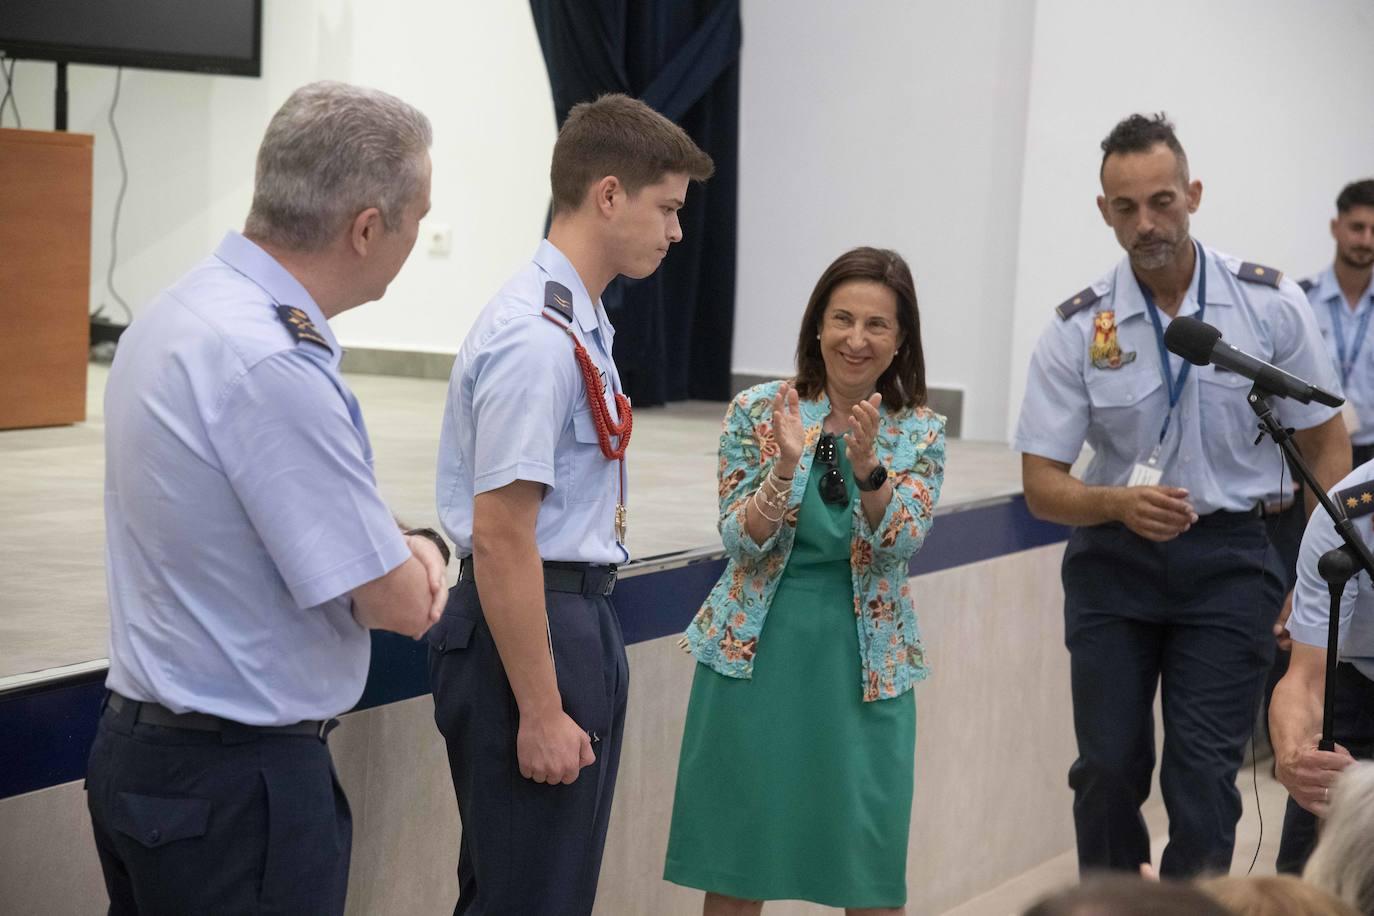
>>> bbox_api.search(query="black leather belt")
[105,692,337,741]
[458,556,617,596]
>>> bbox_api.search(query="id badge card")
[1128,445,1164,487]
[1342,401,1362,435]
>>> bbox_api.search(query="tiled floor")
[0,364,1024,680]
[942,761,1288,915]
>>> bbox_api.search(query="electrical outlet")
[425,221,452,257]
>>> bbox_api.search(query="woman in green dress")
[665,247,947,914]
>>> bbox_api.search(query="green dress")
[664,440,917,908]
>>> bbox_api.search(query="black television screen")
[0,0,262,77]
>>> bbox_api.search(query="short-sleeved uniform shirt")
[1015,241,1341,515]
[103,231,410,726]
[1302,266,1374,446]
[436,240,628,565]
[1290,461,1374,680]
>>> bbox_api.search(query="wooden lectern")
[0,128,93,430]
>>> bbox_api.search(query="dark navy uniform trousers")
[1062,512,1283,878]
[1275,662,1374,873]
[428,572,629,916]
[85,697,351,915]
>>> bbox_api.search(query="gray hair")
[1304,761,1374,914]
[245,81,432,252]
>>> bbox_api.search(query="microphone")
[1163,315,1344,407]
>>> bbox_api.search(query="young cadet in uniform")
[1014,113,1351,879]
[1299,180,1374,467]
[1271,464,1374,873]
[428,94,713,914]
[86,82,448,916]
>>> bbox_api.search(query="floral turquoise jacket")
[683,380,947,701]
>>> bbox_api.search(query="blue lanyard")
[1139,243,1207,444]
[1327,298,1372,387]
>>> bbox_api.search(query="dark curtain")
[529,0,741,404]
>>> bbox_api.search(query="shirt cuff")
[288,534,411,609]
[1287,619,1331,650]
[473,460,556,496]
[1013,437,1081,466]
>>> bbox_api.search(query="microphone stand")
[1248,383,1374,751]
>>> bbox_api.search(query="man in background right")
[1301,180,1374,467]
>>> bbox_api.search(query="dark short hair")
[1099,112,1188,182]
[793,247,927,411]
[1337,179,1374,214]
[550,94,714,216]
[1025,875,1231,916]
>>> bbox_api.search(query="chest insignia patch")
[275,305,331,350]
[1089,310,1137,370]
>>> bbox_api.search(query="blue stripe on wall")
[0,495,1066,800]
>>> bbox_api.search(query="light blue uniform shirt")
[437,240,629,565]
[1302,266,1374,446]
[103,231,410,725]
[1290,462,1374,680]
[1015,241,1341,515]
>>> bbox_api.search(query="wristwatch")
[404,527,451,566]
[855,465,888,492]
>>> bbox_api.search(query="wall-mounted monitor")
[0,0,262,77]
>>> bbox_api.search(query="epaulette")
[1055,287,1100,320]
[543,281,574,324]
[1235,262,1282,288]
[1298,277,1315,294]
[274,305,330,350]
[1336,481,1374,518]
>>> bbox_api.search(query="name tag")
[1128,462,1164,487]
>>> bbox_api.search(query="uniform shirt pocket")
[569,407,616,505]
[112,792,212,849]
[1086,368,1164,457]
[1198,366,1257,447]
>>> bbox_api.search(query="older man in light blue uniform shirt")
[103,231,407,724]
[87,82,443,916]
[1016,113,1350,880]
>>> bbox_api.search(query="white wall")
[7,0,554,353]
[9,0,1374,439]
[1007,0,1374,439]
[734,0,1038,441]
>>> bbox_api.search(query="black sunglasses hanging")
[814,433,849,506]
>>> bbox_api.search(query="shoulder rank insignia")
[1337,482,1374,518]
[1089,310,1137,370]
[1235,262,1282,288]
[1298,277,1315,294]
[1056,287,1100,320]
[543,281,574,324]
[274,305,330,350]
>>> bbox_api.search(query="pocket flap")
[112,792,211,848]
[425,612,477,653]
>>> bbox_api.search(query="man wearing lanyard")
[427,94,713,914]
[1270,178,1374,875]
[1300,179,1374,467]
[1015,113,1350,878]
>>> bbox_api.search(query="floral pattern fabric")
[683,380,947,701]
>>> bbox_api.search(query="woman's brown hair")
[792,246,927,410]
